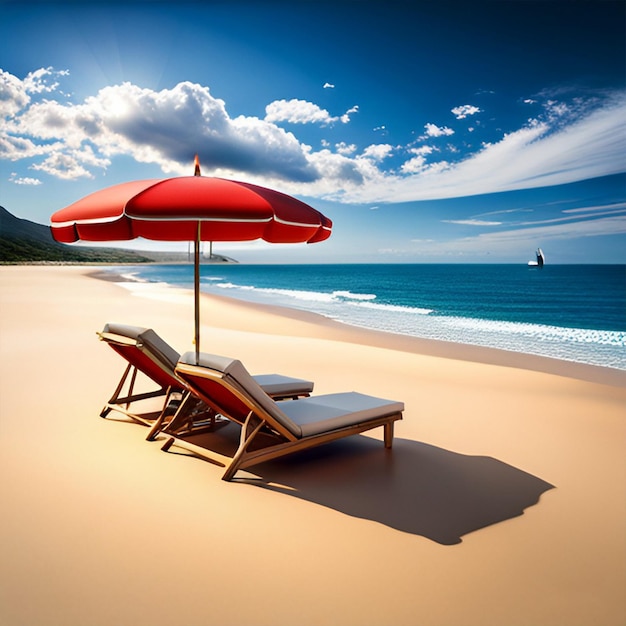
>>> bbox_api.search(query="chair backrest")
[176,351,302,440]
[99,323,182,390]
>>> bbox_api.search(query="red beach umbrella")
[50,156,332,360]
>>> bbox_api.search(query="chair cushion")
[179,352,303,438]
[103,323,180,371]
[252,374,314,397]
[136,329,180,370]
[279,392,404,438]
[103,322,145,341]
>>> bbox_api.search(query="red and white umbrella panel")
[51,177,331,244]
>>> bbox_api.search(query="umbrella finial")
[194,154,201,177]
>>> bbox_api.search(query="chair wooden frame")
[98,331,185,426]
[161,357,403,481]
[98,325,315,439]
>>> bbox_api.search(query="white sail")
[537,248,545,267]
[528,248,545,267]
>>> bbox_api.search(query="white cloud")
[306,148,365,185]
[23,67,69,95]
[400,140,444,174]
[339,105,359,124]
[335,142,357,155]
[476,208,532,217]
[451,104,480,119]
[1,67,69,119]
[360,144,393,161]
[401,155,426,174]
[401,156,450,175]
[443,219,502,226]
[265,98,335,124]
[424,123,455,137]
[545,99,569,119]
[424,161,451,175]
[1,69,30,118]
[264,99,357,125]
[323,82,335,89]
[563,202,626,214]
[0,132,55,161]
[410,145,435,156]
[9,172,42,185]
[4,74,318,181]
[30,151,98,180]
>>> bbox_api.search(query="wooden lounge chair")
[97,323,314,433]
[160,351,404,481]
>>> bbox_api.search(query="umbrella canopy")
[50,158,332,360]
[51,177,331,244]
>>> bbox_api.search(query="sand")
[1,265,624,626]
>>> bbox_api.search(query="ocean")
[108,263,626,371]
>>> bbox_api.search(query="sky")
[1,0,625,264]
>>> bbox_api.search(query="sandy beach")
[1,265,624,626]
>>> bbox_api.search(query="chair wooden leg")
[161,437,176,452]
[222,412,266,481]
[146,390,191,441]
[384,421,394,448]
[125,366,138,410]
[100,363,134,417]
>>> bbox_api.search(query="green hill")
[0,207,153,264]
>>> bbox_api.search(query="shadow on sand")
[173,425,555,545]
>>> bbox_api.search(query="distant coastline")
[0,205,238,265]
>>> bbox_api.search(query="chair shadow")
[175,425,555,545]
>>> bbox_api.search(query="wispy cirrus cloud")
[468,215,626,245]
[512,203,626,227]
[337,92,626,203]
[411,214,626,258]
[420,200,626,258]
[563,202,626,214]
[443,219,502,226]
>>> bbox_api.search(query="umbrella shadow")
[177,427,555,545]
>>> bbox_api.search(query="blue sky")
[1,0,625,263]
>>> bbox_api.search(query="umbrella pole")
[194,222,201,364]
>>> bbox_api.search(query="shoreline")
[89,267,626,388]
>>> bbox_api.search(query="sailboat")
[528,248,545,267]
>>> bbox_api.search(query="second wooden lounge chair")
[97,323,314,433]
[159,351,404,481]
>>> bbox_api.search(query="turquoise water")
[110,263,626,370]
